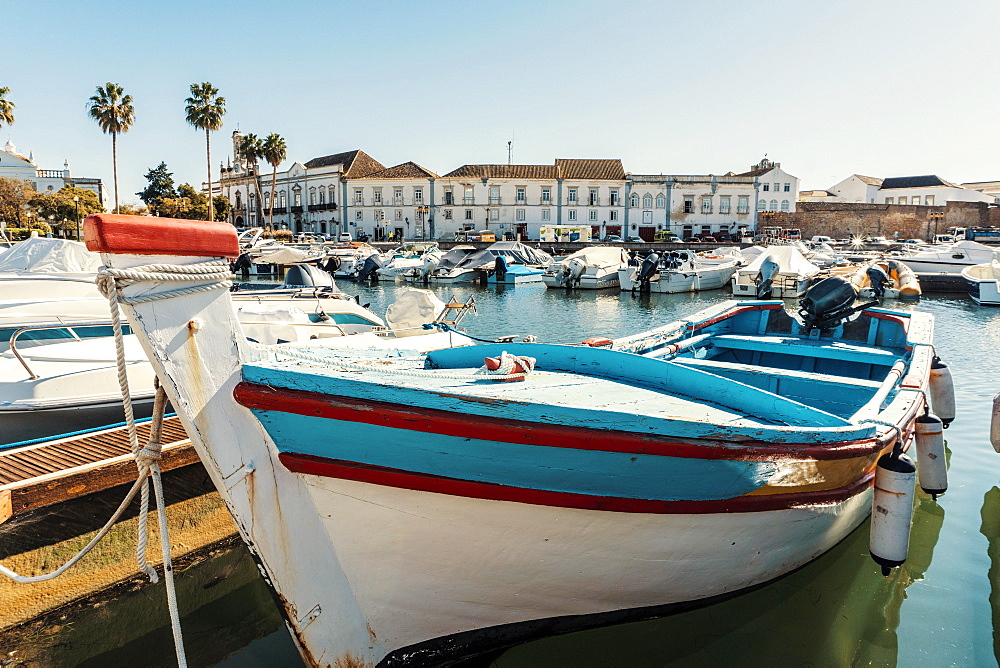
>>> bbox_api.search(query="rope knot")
[136,443,163,469]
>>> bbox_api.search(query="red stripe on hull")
[279,452,874,514]
[234,382,882,462]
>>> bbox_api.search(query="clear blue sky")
[4,0,998,206]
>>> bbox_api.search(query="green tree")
[0,86,15,129]
[87,82,135,214]
[28,186,103,237]
[184,82,226,221]
[238,133,263,223]
[0,177,34,226]
[260,133,287,231]
[137,162,177,214]
[160,183,210,220]
[212,195,231,222]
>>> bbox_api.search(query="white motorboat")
[0,237,102,302]
[618,250,739,293]
[409,246,475,283]
[372,242,440,282]
[319,243,381,279]
[961,254,1000,305]
[732,246,821,299]
[899,240,997,275]
[542,246,628,289]
[429,242,551,285]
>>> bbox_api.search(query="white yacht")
[899,240,997,275]
[542,246,628,289]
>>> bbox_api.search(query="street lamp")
[73,195,81,241]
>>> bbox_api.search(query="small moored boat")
[961,254,1000,305]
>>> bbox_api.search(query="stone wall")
[766,201,994,239]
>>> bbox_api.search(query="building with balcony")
[625,173,759,241]
[0,139,108,207]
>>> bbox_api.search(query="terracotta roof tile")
[855,175,883,186]
[356,161,439,179]
[554,158,626,180]
[303,149,385,177]
[443,164,557,179]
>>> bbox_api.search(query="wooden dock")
[0,416,197,523]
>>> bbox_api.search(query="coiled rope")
[0,261,235,668]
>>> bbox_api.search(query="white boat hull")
[618,263,738,293]
[731,273,813,298]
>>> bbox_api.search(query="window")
[568,209,577,221]
[783,183,791,192]
[769,199,778,211]
[589,210,598,221]
[610,209,618,221]
[643,193,653,208]
[773,183,780,192]
[720,196,731,214]
[780,200,790,212]
[589,188,599,205]
[568,188,578,203]
[413,188,423,204]
[263,192,269,208]
[541,187,552,203]
[318,189,325,204]
[701,226,711,235]
[278,192,286,208]
[610,189,619,206]
[355,210,363,221]
[489,209,499,221]
[444,189,454,205]
[310,190,316,205]
[464,186,474,204]
[395,209,403,221]
[683,196,694,214]
[294,192,302,207]
[756,199,766,212]
[516,187,526,203]
[762,183,769,192]
[394,188,403,204]
[444,209,453,219]
[489,186,500,204]
[702,197,712,214]
[354,189,363,204]
[328,186,335,203]
[516,208,525,221]
[885,197,894,204]
[373,189,382,204]
[656,194,666,208]
[925,195,934,205]
[374,209,384,221]
[630,193,639,207]
[465,209,473,220]
[738,196,749,214]
[541,209,551,221]
[236,192,242,209]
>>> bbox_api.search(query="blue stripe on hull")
[252,409,776,501]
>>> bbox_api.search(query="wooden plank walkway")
[0,416,196,523]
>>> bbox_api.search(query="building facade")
[0,140,108,207]
[877,175,994,206]
[216,141,800,241]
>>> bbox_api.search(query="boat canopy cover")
[451,242,552,271]
[736,245,821,277]
[254,246,321,265]
[436,246,478,271]
[0,237,102,273]
[557,246,629,266]
[384,288,447,337]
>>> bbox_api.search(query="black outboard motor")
[628,251,640,267]
[494,254,509,282]
[231,252,253,277]
[355,255,383,283]
[755,257,781,299]
[634,252,660,293]
[283,263,336,289]
[865,265,891,302]
[798,276,867,330]
[321,255,342,276]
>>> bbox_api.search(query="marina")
[2,269,999,666]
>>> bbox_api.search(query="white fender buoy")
[991,392,1000,453]
[914,412,947,498]
[929,356,956,428]
[870,451,916,576]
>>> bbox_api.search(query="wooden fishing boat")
[83,214,944,667]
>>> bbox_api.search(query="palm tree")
[0,86,15,129]
[184,82,226,221]
[260,133,287,232]
[87,83,135,214]
[239,133,263,226]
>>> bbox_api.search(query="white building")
[625,174,758,240]
[961,180,1000,204]
[0,140,108,207]
[877,175,993,206]
[732,157,799,214]
[820,174,884,203]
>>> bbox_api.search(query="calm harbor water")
[25,282,1000,667]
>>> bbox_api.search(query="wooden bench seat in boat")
[672,356,884,390]
[707,334,902,365]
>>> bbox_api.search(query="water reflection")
[486,491,946,667]
[981,486,1000,663]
